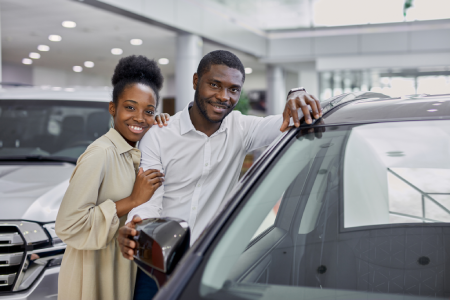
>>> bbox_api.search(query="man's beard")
[194,90,234,124]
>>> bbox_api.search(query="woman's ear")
[108,101,116,117]
[193,73,198,90]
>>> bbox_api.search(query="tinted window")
[0,100,110,159]
[190,120,450,300]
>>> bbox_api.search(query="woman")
[55,55,168,300]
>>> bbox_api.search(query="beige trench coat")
[56,128,140,300]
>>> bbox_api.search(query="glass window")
[192,120,450,300]
[0,100,110,160]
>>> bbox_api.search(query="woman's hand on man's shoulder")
[154,113,170,128]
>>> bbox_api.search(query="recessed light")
[73,66,83,72]
[111,48,123,55]
[433,103,442,106]
[84,61,94,68]
[29,52,40,59]
[65,88,75,92]
[62,21,76,28]
[158,58,169,65]
[52,87,62,91]
[22,58,32,65]
[427,109,438,112]
[245,67,253,74]
[130,39,143,46]
[38,45,50,51]
[49,35,62,42]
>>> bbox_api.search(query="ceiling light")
[245,67,253,74]
[158,58,169,65]
[38,45,50,51]
[130,39,143,45]
[427,109,438,112]
[73,66,83,72]
[52,87,62,91]
[62,21,76,28]
[433,103,441,106]
[111,48,123,55]
[65,88,75,92]
[22,58,32,65]
[29,52,40,59]
[84,61,94,68]
[49,35,62,42]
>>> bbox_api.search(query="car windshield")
[196,120,450,300]
[0,100,110,161]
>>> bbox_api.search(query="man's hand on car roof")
[280,91,322,132]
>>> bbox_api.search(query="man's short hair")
[197,50,245,82]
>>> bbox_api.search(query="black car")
[135,92,450,300]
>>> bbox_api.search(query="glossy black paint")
[133,217,190,275]
[153,93,450,300]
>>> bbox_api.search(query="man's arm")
[243,90,322,152]
[125,129,164,224]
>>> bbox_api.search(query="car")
[0,87,111,299]
[134,92,450,300]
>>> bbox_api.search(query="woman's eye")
[146,111,155,115]
[126,106,135,110]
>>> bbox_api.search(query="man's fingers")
[289,100,301,127]
[280,107,291,132]
[306,94,320,119]
[132,215,142,223]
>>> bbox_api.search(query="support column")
[266,65,286,115]
[175,33,203,112]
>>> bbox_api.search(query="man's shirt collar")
[105,128,134,154]
[180,102,229,136]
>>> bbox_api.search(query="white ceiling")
[0,0,265,82]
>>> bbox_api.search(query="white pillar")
[298,69,319,99]
[266,65,286,115]
[175,33,203,112]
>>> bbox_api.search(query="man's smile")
[209,102,229,113]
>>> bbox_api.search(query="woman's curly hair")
[111,55,164,106]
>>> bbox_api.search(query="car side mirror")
[133,217,190,276]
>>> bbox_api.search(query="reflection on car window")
[197,120,450,300]
[0,100,110,159]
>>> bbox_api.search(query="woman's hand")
[130,168,164,206]
[154,113,170,128]
[115,168,164,217]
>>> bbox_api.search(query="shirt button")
[205,163,208,166]
[197,184,201,187]
[192,207,196,210]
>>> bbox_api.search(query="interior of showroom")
[1,0,450,115]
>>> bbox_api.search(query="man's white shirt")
[127,103,285,242]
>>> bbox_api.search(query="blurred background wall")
[1,0,450,115]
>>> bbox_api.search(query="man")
[119,50,321,298]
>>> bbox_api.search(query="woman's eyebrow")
[124,100,138,104]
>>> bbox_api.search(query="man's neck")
[189,103,221,137]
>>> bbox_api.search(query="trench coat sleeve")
[55,145,120,250]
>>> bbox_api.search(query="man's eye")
[231,88,239,93]
[210,83,218,88]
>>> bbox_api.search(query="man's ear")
[193,73,198,90]
[108,101,116,117]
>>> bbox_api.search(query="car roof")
[322,92,450,124]
[0,87,112,102]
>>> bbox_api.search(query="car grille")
[0,226,25,292]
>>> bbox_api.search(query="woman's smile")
[128,124,145,134]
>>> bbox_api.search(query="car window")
[0,100,110,159]
[191,120,450,300]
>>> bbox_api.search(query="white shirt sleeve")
[126,129,164,224]
[242,113,296,153]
